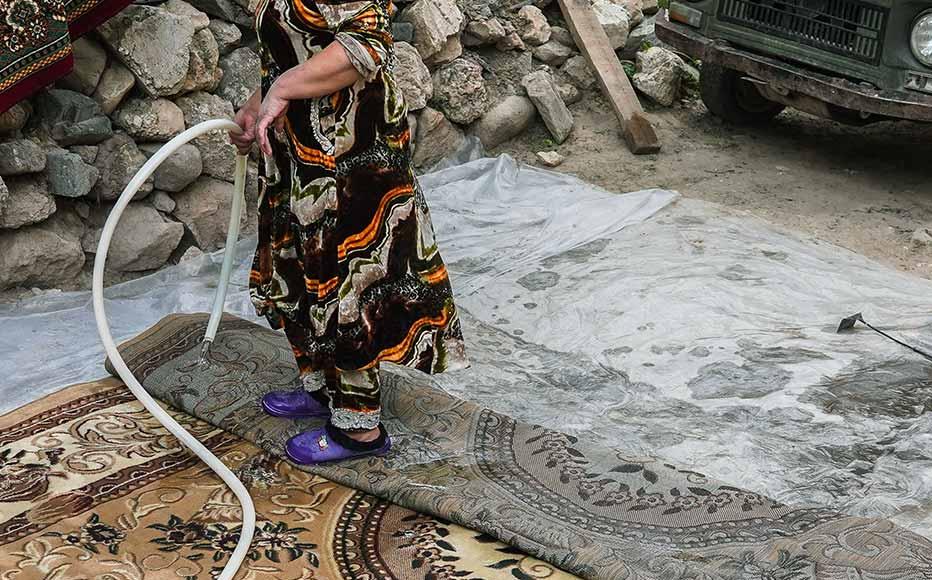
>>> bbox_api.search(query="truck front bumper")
[656,12,932,123]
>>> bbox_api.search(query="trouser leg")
[281,318,332,400]
[328,366,381,431]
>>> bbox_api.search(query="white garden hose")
[93,119,255,580]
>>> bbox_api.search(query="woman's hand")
[255,81,290,157]
[229,89,261,155]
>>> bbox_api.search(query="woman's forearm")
[272,42,363,100]
[245,87,261,110]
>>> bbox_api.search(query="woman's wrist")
[241,87,262,115]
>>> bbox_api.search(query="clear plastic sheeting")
[0,240,264,413]
[3,152,931,538]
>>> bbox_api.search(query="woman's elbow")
[334,33,386,83]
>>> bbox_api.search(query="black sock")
[325,423,387,452]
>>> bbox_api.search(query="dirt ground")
[498,94,932,279]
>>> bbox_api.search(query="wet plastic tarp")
[2,150,930,538]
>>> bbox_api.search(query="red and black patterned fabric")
[0,0,131,113]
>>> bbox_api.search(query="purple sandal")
[261,388,331,419]
[285,425,391,465]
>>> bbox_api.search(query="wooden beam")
[557,0,661,154]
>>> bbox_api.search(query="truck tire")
[699,63,785,124]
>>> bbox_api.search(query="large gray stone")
[163,0,210,30]
[0,140,46,176]
[208,19,242,55]
[106,203,185,271]
[33,89,102,126]
[91,133,153,201]
[431,36,465,66]
[51,116,113,146]
[469,95,536,149]
[36,201,84,240]
[151,191,177,214]
[217,48,260,109]
[477,47,534,100]
[516,5,551,46]
[0,214,84,290]
[70,145,99,165]
[550,26,576,48]
[58,37,108,95]
[398,0,465,66]
[556,81,582,105]
[175,92,237,182]
[412,107,464,169]
[522,70,574,143]
[182,28,222,93]
[561,55,598,90]
[463,18,506,46]
[633,46,684,106]
[431,58,491,124]
[173,176,238,250]
[394,42,433,111]
[114,98,186,141]
[184,0,252,26]
[0,175,56,229]
[592,0,630,50]
[93,60,136,114]
[46,149,100,198]
[533,40,574,67]
[139,142,203,192]
[97,5,197,97]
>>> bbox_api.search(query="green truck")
[655,1,932,124]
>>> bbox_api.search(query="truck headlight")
[912,10,932,67]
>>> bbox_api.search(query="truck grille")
[718,0,887,64]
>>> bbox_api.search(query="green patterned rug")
[110,313,932,579]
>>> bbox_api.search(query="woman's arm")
[275,42,363,100]
[254,43,364,156]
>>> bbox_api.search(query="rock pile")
[0,0,692,291]
[0,0,257,291]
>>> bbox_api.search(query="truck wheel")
[699,63,785,124]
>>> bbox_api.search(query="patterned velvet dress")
[250,0,468,429]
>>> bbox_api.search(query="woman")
[229,0,468,466]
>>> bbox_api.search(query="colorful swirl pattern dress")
[250,0,468,428]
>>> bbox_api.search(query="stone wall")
[0,0,689,292]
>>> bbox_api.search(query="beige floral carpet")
[0,378,576,579]
[97,313,932,580]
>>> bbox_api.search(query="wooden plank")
[557,0,661,154]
